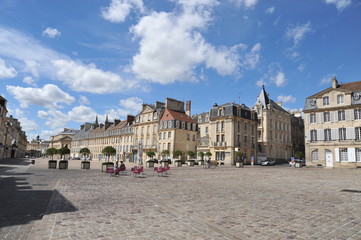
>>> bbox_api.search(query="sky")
[1,0,360,141]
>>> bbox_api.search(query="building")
[192,112,210,158]
[1,96,27,159]
[253,86,292,163]
[208,102,258,165]
[50,128,78,159]
[158,99,198,162]
[304,78,361,167]
[290,111,305,156]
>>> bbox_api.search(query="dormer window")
[323,96,329,106]
[337,94,344,104]
[218,108,223,116]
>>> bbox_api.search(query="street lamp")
[2,122,10,159]
[36,135,41,158]
[138,141,143,166]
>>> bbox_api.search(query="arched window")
[311,149,318,162]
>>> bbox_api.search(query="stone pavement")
[1,158,361,240]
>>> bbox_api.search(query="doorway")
[325,150,333,167]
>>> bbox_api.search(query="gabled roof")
[307,80,361,99]
[161,109,197,123]
[258,85,270,109]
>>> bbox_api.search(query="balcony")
[213,142,227,147]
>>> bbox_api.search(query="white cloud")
[119,96,143,113]
[271,71,287,87]
[229,0,258,8]
[277,95,296,103]
[324,0,351,11]
[297,64,305,72]
[286,21,312,45]
[42,27,61,38]
[18,117,39,132]
[243,43,261,69]
[79,96,90,105]
[52,59,139,94]
[0,58,17,79]
[256,79,266,87]
[101,0,145,23]
[6,84,75,109]
[68,105,97,123]
[266,6,275,14]
[23,76,36,86]
[38,109,68,129]
[130,2,249,84]
[320,73,335,85]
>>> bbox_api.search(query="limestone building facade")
[304,78,361,167]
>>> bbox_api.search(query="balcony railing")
[213,142,227,147]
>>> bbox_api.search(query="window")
[168,132,171,139]
[355,109,361,120]
[356,148,361,162]
[192,135,195,141]
[160,122,163,129]
[311,150,318,162]
[337,94,344,104]
[167,143,171,151]
[324,129,331,141]
[205,127,208,133]
[216,135,219,142]
[356,127,361,141]
[168,121,172,128]
[219,109,223,116]
[339,128,346,141]
[324,112,330,122]
[176,121,180,128]
[340,148,348,161]
[310,130,317,142]
[163,132,166,139]
[198,117,202,123]
[187,123,191,130]
[338,110,345,121]
[310,113,316,123]
[323,96,329,106]
[159,133,161,140]
[182,122,185,129]
[187,134,190,140]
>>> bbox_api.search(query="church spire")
[95,115,99,125]
[105,114,109,123]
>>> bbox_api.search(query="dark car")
[261,160,276,166]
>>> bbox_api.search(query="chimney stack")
[332,77,338,89]
[186,101,191,116]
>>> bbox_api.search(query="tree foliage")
[46,148,58,160]
[102,146,116,162]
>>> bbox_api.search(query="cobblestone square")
[1,158,361,240]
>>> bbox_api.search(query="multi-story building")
[1,96,27,159]
[291,111,305,156]
[253,86,292,163]
[50,128,78,159]
[158,99,198,162]
[304,78,361,167]
[193,112,210,158]
[208,102,258,165]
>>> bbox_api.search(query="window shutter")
[319,112,324,123]
[345,110,352,121]
[330,111,335,122]
[348,148,356,162]
[350,110,355,121]
[346,127,355,140]
[335,148,340,162]
[317,129,324,140]
[331,128,338,140]
[317,113,322,123]
[307,130,311,142]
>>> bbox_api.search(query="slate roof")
[307,80,361,99]
[161,109,197,123]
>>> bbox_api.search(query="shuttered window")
[324,129,331,141]
[311,150,318,162]
[339,148,348,161]
[339,128,346,141]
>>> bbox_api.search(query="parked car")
[261,160,276,166]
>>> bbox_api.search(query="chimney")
[114,119,121,125]
[127,115,135,123]
[332,77,338,89]
[186,101,191,116]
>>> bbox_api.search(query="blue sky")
[0,0,360,141]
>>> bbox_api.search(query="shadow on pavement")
[0,165,77,230]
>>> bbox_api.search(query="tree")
[173,150,183,159]
[58,146,70,160]
[161,150,170,159]
[146,151,155,161]
[294,151,304,159]
[46,148,58,160]
[80,147,91,160]
[235,151,244,162]
[205,152,212,160]
[187,151,196,160]
[102,146,116,162]
[198,151,205,160]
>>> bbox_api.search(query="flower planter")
[187,160,195,166]
[31,159,35,164]
[102,162,114,172]
[59,160,68,170]
[198,160,204,165]
[235,162,244,168]
[174,161,182,167]
[48,160,57,169]
[146,161,154,168]
[81,161,90,169]
[295,162,302,168]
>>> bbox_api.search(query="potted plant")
[198,152,205,165]
[101,146,116,172]
[80,147,91,169]
[46,147,58,169]
[235,151,244,168]
[160,150,170,167]
[173,150,183,167]
[205,152,212,161]
[146,151,155,168]
[58,146,70,169]
[187,151,196,166]
[294,151,304,168]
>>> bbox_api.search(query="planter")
[235,162,244,168]
[102,162,114,172]
[48,160,57,169]
[59,160,68,170]
[198,160,204,165]
[161,161,169,167]
[174,161,182,167]
[187,160,195,166]
[295,162,302,168]
[146,161,154,168]
[81,161,91,169]
[31,159,35,164]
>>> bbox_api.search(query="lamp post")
[138,141,143,166]
[2,122,10,159]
